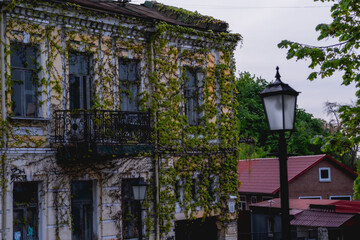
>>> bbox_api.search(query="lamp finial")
[275,66,281,80]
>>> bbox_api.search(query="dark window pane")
[71,204,81,240]
[71,181,93,240]
[25,94,37,117]
[13,182,38,205]
[185,70,196,88]
[69,54,89,75]
[11,43,38,117]
[25,71,34,91]
[69,76,81,110]
[331,196,351,200]
[69,52,92,110]
[119,58,140,111]
[83,204,93,240]
[321,169,329,179]
[11,44,38,69]
[122,179,141,239]
[13,182,38,240]
[71,181,92,201]
[184,68,199,125]
[11,81,23,117]
[128,61,138,81]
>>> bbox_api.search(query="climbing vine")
[0,0,242,239]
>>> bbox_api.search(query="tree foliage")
[277,0,360,197]
[312,102,359,170]
[237,72,327,159]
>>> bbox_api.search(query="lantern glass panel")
[263,94,296,131]
[132,185,146,201]
[283,95,296,130]
[263,94,283,131]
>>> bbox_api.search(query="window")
[319,167,331,182]
[175,178,185,213]
[330,195,352,200]
[71,181,94,240]
[208,175,219,204]
[69,52,92,110]
[11,43,40,117]
[13,182,39,240]
[184,67,201,126]
[262,196,273,202]
[119,58,140,111]
[299,196,322,199]
[239,195,247,211]
[251,196,257,204]
[122,179,142,240]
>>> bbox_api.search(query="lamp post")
[132,177,148,240]
[259,67,299,240]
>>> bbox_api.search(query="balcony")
[53,109,152,163]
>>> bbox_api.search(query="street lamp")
[259,67,299,240]
[132,177,148,202]
[132,177,148,240]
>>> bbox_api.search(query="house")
[250,198,360,240]
[237,154,358,211]
[0,1,241,240]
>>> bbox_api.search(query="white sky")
[132,0,357,121]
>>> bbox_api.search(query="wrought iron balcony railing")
[54,109,151,145]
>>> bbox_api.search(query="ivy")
[0,0,242,239]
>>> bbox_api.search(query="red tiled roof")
[290,209,354,227]
[238,154,357,194]
[251,198,336,210]
[251,198,360,214]
[333,200,360,213]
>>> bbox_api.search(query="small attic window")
[319,167,331,182]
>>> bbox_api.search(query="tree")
[277,0,360,197]
[312,102,359,170]
[288,108,328,156]
[236,72,328,159]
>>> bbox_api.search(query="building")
[250,198,360,240]
[237,154,357,211]
[0,0,241,239]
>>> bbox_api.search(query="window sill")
[9,117,50,122]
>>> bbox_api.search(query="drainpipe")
[0,5,7,240]
[148,34,160,240]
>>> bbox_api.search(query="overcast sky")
[133,0,357,121]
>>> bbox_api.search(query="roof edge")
[143,1,229,32]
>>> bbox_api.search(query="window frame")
[121,178,142,240]
[10,42,41,118]
[175,177,185,213]
[329,195,352,200]
[183,66,202,126]
[118,57,141,112]
[239,195,247,211]
[298,196,322,199]
[319,167,331,182]
[68,51,93,110]
[71,180,96,240]
[13,181,40,240]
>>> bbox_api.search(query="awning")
[290,210,354,227]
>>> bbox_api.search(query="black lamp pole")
[132,177,148,240]
[260,67,299,240]
[279,131,291,240]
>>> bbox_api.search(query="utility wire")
[165,5,332,9]
[131,1,332,9]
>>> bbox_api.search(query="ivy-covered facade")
[0,0,241,239]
